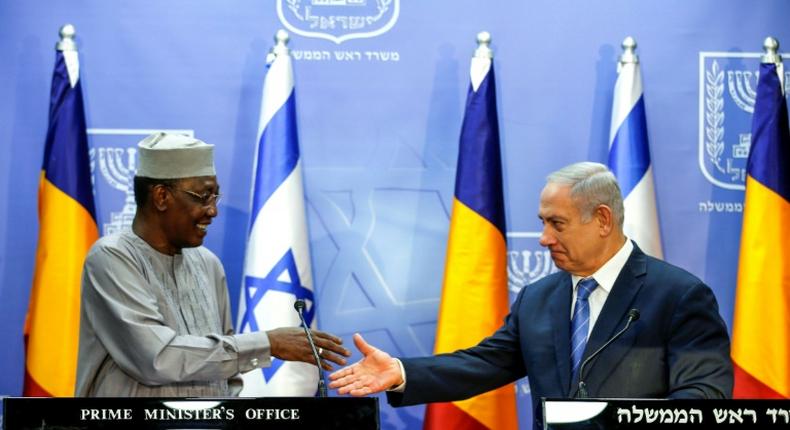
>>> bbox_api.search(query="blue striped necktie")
[571,278,598,379]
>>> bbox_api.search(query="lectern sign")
[544,399,790,429]
[3,397,379,430]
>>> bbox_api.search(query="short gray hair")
[546,162,624,228]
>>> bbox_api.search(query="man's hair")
[546,162,624,228]
[133,176,177,207]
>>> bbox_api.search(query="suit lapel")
[549,272,573,395]
[569,243,647,397]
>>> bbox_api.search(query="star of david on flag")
[236,30,319,396]
[239,249,315,382]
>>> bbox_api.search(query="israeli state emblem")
[277,0,400,44]
[698,52,789,190]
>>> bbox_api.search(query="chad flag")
[423,33,517,430]
[24,25,99,397]
[732,39,790,399]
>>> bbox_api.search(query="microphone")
[577,308,640,398]
[293,299,327,397]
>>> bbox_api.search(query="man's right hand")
[266,327,350,371]
[328,333,403,396]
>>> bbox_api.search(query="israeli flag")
[237,32,318,396]
[607,39,663,258]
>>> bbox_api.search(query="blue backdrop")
[1,2,789,429]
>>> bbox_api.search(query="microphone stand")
[294,299,327,397]
[577,309,640,398]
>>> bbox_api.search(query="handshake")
[275,324,400,396]
[274,301,399,396]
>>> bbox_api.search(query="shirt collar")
[571,238,633,294]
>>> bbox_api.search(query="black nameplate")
[544,398,790,429]
[3,397,378,430]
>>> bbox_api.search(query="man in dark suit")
[329,162,732,429]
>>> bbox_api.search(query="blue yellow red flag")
[422,32,517,430]
[25,25,99,397]
[732,38,790,399]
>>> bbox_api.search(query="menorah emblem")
[96,147,137,236]
[728,69,790,114]
[507,249,557,294]
[727,69,758,114]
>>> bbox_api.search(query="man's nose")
[206,204,218,217]
[539,228,555,247]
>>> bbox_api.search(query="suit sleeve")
[388,290,527,406]
[666,282,733,399]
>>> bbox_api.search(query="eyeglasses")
[172,188,222,207]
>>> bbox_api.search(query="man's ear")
[596,204,614,236]
[151,184,170,212]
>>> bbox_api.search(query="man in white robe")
[76,132,348,396]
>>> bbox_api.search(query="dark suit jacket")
[388,243,732,429]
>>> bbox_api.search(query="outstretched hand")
[267,327,350,371]
[328,333,403,396]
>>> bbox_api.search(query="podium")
[544,398,790,429]
[3,397,378,429]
